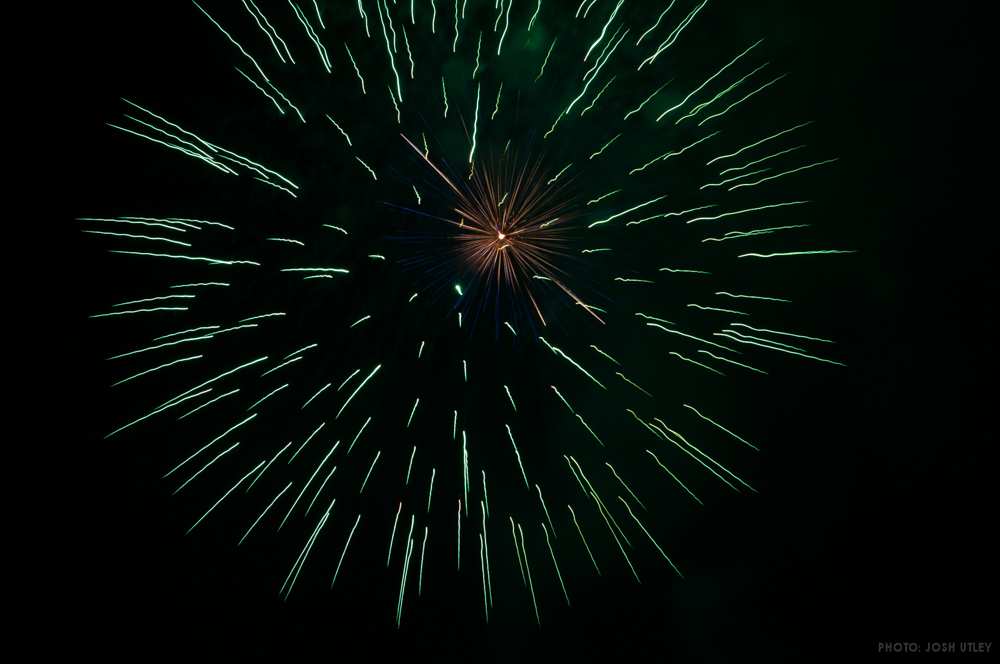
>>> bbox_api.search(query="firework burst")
[82,0,853,627]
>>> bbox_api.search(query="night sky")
[49,1,991,661]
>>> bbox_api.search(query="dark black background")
[45,1,991,661]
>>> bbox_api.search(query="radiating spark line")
[407,398,420,427]
[164,413,257,482]
[265,78,305,122]
[587,189,621,206]
[288,421,326,463]
[547,29,627,137]
[491,82,503,120]
[590,489,640,583]
[83,229,192,247]
[535,484,556,538]
[337,369,361,392]
[583,0,624,61]
[106,334,213,361]
[387,85,402,124]
[635,0,676,46]
[717,291,790,303]
[576,414,605,446]
[192,1,269,82]
[387,502,403,567]
[697,350,767,375]
[638,0,707,70]
[535,38,557,81]
[159,355,268,410]
[551,385,575,414]
[687,303,749,316]
[374,0,403,100]
[506,424,530,489]
[426,468,436,513]
[112,294,194,308]
[644,449,702,504]
[242,0,287,63]
[541,522,570,605]
[440,76,449,118]
[629,131,719,175]
[304,463,339,516]
[618,498,683,577]
[683,404,759,451]
[700,167,771,190]
[722,329,809,352]
[472,31,483,78]
[540,337,606,389]
[331,514,362,588]
[589,133,620,159]
[248,441,292,491]
[588,195,666,228]
[301,383,331,409]
[343,44,367,95]
[418,526,429,595]
[359,449,381,494]
[478,533,489,622]
[720,144,807,175]
[730,158,839,190]
[702,224,809,243]
[528,0,542,30]
[112,355,202,388]
[518,524,541,625]
[496,0,513,55]
[402,24,415,77]
[356,0,371,37]
[657,39,762,121]
[502,385,517,412]
[178,388,240,420]
[616,372,652,397]
[729,323,830,344]
[469,82,481,164]
[290,1,331,73]
[78,217,188,232]
[546,162,572,185]
[255,177,298,197]
[355,156,378,180]
[154,325,219,341]
[715,333,846,366]
[685,200,809,224]
[511,517,527,585]
[261,356,301,378]
[697,73,788,126]
[567,505,601,575]
[173,441,240,496]
[481,503,493,606]
[312,0,325,29]
[239,482,292,545]
[109,250,257,266]
[346,416,372,454]
[325,114,353,146]
[186,459,265,536]
[670,351,725,375]
[707,120,814,165]
[91,306,187,319]
[281,503,332,600]
[739,249,855,259]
